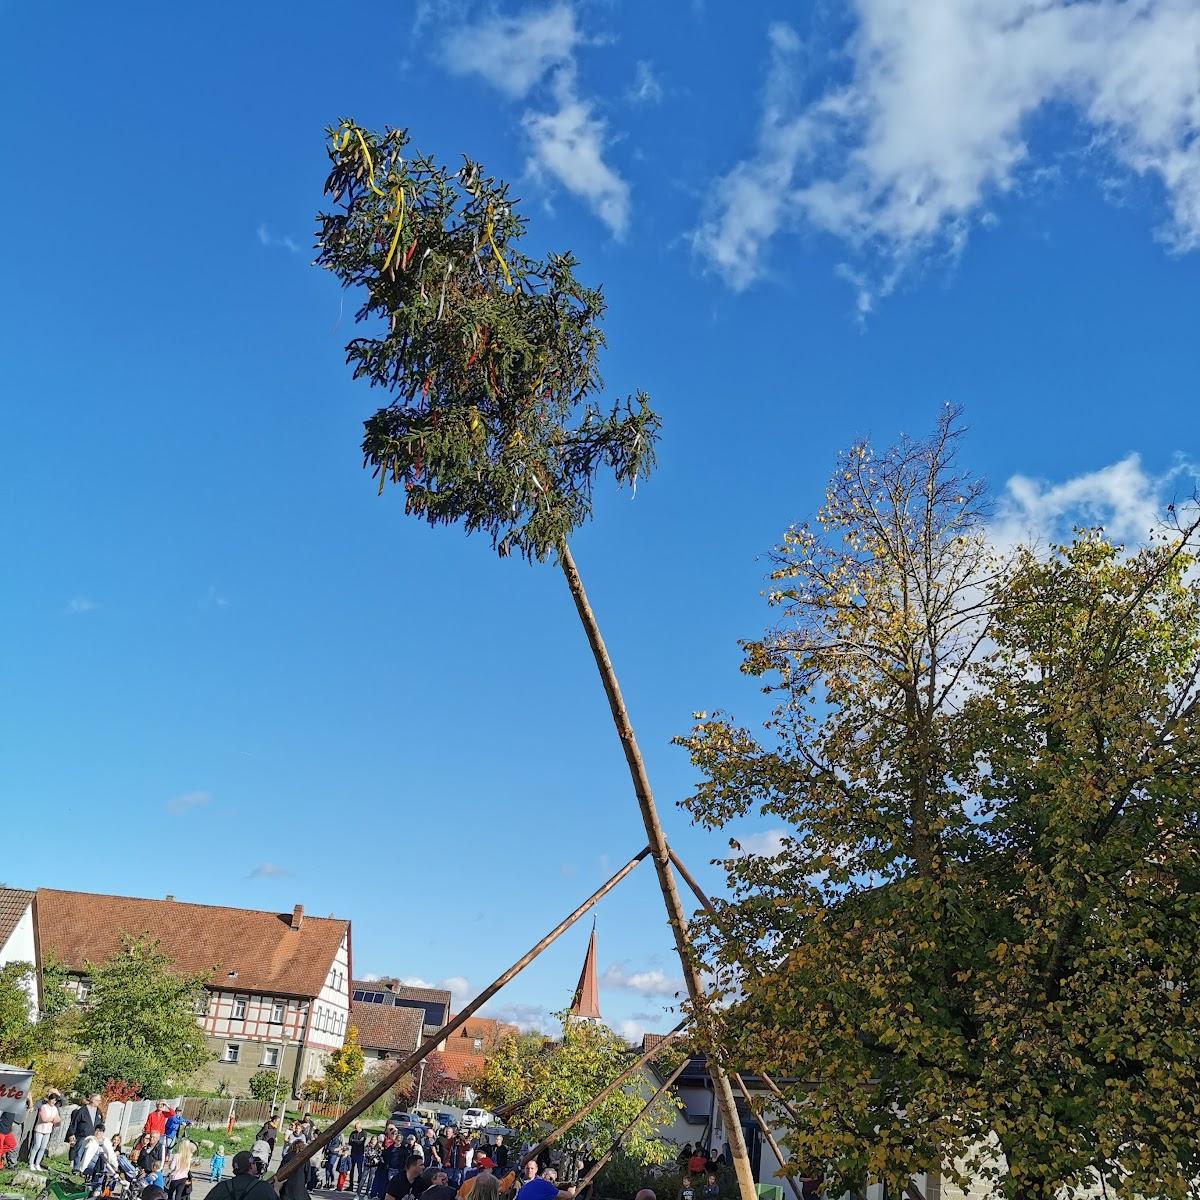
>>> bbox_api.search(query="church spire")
[569,924,602,1021]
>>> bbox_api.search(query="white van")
[461,1108,494,1130]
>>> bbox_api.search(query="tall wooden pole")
[519,1020,690,1169]
[559,542,757,1200]
[274,846,651,1184]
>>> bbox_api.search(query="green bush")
[249,1071,280,1102]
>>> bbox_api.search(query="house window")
[271,1001,285,1023]
[233,997,247,1020]
[472,1038,482,1051]
[195,994,210,1016]
[224,1044,240,1063]
[263,1046,280,1068]
[77,980,92,1001]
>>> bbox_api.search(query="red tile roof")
[351,1002,424,1054]
[0,888,34,952]
[444,1015,520,1052]
[36,888,348,998]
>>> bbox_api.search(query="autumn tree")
[324,1025,366,1103]
[315,120,755,1200]
[76,936,210,1097]
[678,411,1200,1200]
[471,1019,680,1174]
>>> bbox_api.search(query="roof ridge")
[36,887,347,925]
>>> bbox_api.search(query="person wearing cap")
[207,1150,278,1200]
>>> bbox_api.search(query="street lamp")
[415,1061,427,1108]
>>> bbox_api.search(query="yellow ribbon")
[483,203,513,288]
[331,123,410,274]
[381,186,407,273]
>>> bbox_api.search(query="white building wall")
[307,934,351,1051]
[0,902,38,1018]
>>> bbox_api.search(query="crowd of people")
[257,1118,523,1199]
[13,1093,729,1200]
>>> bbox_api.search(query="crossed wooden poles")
[273,841,798,1195]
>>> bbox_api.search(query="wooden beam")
[733,1072,803,1200]
[574,1056,691,1192]
[519,1020,690,1169]
[273,845,652,1183]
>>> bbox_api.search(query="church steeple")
[569,923,602,1021]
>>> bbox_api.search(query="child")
[210,1146,226,1182]
[337,1146,352,1192]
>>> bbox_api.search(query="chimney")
[290,904,304,931]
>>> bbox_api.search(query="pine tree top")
[316,120,660,561]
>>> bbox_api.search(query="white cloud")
[400,975,472,1007]
[440,5,631,237]
[66,597,98,615]
[442,4,579,99]
[990,453,1200,554]
[524,72,632,237]
[248,863,289,878]
[616,1018,647,1045]
[257,223,301,254]
[734,828,790,859]
[481,1001,556,1034]
[628,60,663,106]
[166,790,211,816]
[601,962,685,999]
[696,1,1200,304]
[692,24,815,291]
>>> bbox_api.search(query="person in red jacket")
[0,1113,19,1164]
[144,1102,170,1140]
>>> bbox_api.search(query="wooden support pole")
[733,1073,803,1200]
[273,845,652,1183]
[574,1057,691,1193]
[559,542,758,1200]
[519,1020,690,1170]
[669,849,717,916]
[757,1072,803,1125]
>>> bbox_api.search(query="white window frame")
[233,997,247,1020]
[77,979,92,1001]
[271,1000,285,1023]
[262,1046,281,1068]
[224,1044,240,1063]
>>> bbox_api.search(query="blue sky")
[3,0,1198,1043]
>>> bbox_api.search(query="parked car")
[460,1108,494,1130]
[389,1111,422,1130]
[436,1113,456,1129]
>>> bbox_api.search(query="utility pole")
[415,1061,427,1108]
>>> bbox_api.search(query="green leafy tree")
[249,1070,280,1102]
[76,936,211,1097]
[324,1025,365,1103]
[0,958,83,1094]
[471,1017,680,1172]
[678,411,1200,1200]
[0,962,36,1060]
[315,119,756,1200]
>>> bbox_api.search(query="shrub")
[249,1071,280,1102]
